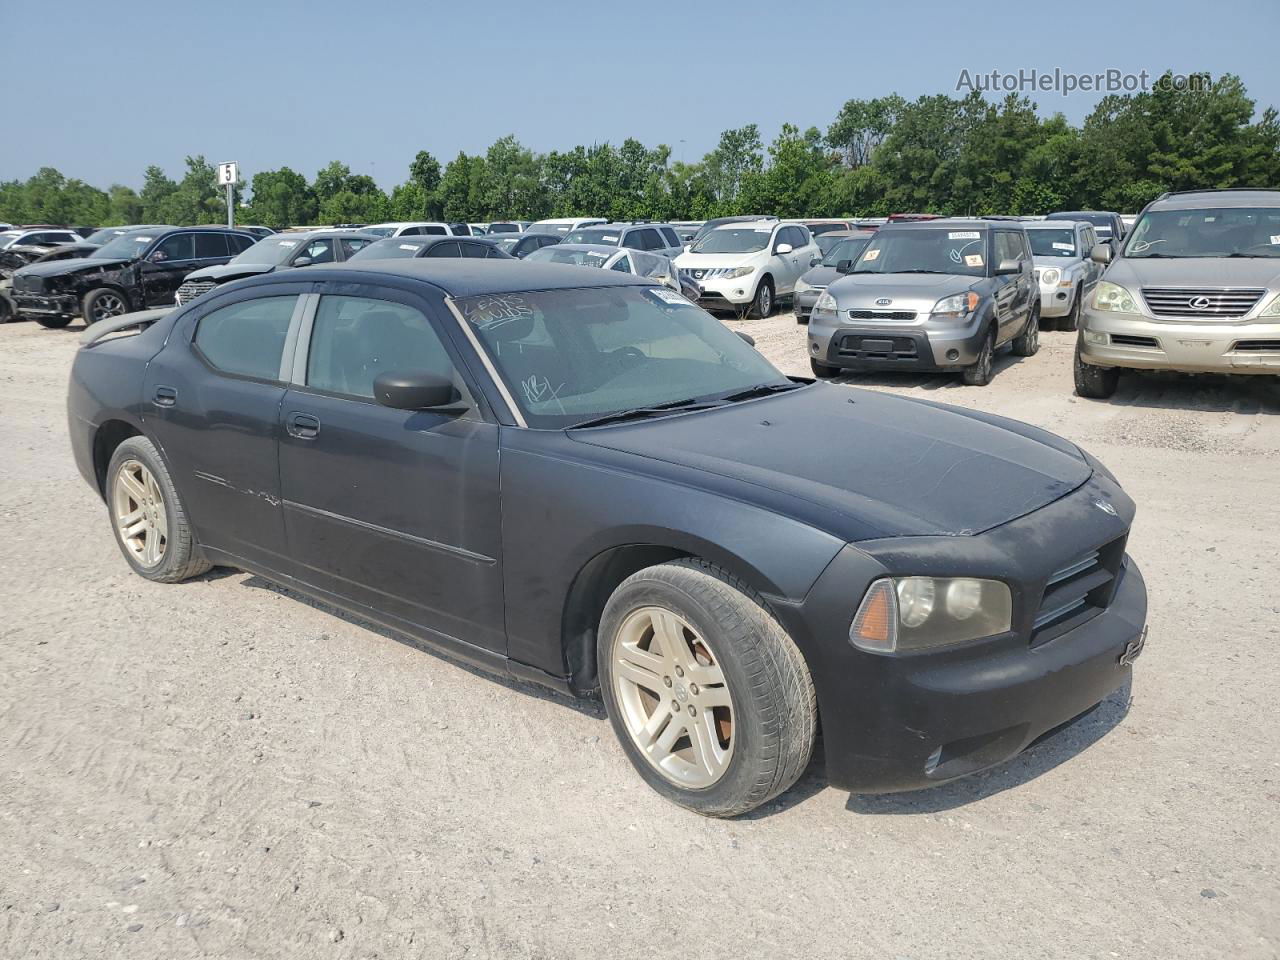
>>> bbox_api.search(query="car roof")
[1046,210,1117,218]
[710,220,779,231]
[1024,220,1086,229]
[242,258,653,298]
[876,217,996,232]
[366,221,448,228]
[542,243,619,254]
[277,229,379,241]
[816,229,876,239]
[368,234,460,248]
[1147,189,1280,210]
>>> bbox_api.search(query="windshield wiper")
[714,381,806,404]
[893,269,951,274]
[568,398,725,430]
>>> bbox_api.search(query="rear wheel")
[1011,303,1040,357]
[748,277,775,319]
[82,288,128,326]
[962,327,996,386]
[106,436,212,582]
[35,315,73,329]
[809,357,840,379]
[1073,337,1120,399]
[598,559,816,818]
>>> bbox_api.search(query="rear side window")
[630,228,662,251]
[422,225,447,235]
[660,227,680,248]
[193,295,298,381]
[194,233,229,258]
[459,242,488,258]
[339,237,372,257]
[306,295,457,400]
[426,241,462,258]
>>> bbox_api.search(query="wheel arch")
[82,283,137,315]
[92,418,144,497]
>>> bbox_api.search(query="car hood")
[15,256,131,277]
[1105,256,1280,289]
[570,385,1092,540]
[184,262,276,282]
[800,265,839,287]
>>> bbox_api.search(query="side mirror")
[995,258,1022,275]
[836,259,854,274]
[775,242,794,255]
[809,256,821,267]
[735,331,756,347]
[293,256,313,267]
[373,371,462,412]
[1090,243,1112,264]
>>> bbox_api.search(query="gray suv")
[1075,188,1280,398]
[807,219,1040,385]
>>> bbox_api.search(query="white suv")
[674,220,820,317]
[525,217,607,237]
[362,222,459,238]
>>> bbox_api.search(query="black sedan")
[349,235,515,261]
[66,261,1147,817]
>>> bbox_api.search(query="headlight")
[931,291,980,321]
[1259,293,1280,317]
[1040,268,1060,286]
[794,277,811,294]
[722,265,755,279]
[812,290,837,315]
[1093,280,1138,313]
[850,576,1013,653]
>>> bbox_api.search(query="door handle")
[153,385,177,407]
[286,412,320,439]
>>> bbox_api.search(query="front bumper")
[1038,280,1076,317]
[807,308,986,370]
[13,292,79,316]
[793,287,824,320]
[773,472,1147,794]
[1079,308,1280,374]
[683,272,758,307]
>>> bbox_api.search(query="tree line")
[3,72,1276,229]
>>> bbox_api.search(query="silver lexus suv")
[1076,188,1280,398]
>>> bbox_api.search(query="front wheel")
[748,277,775,319]
[82,288,129,326]
[1073,337,1120,399]
[598,560,817,818]
[106,436,212,582]
[810,357,840,379]
[962,327,996,385]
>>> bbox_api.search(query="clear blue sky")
[3,0,1277,190]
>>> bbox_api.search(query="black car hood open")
[16,256,131,277]
[184,262,276,283]
[570,385,1092,540]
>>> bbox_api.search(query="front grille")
[681,267,741,280]
[1110,334,1160,348]
[837,334,919,360]
[1140,287,1266,319]
[1031,536,1127,646]
[846,309,917,321]
[1232,339,1280,351]
[175,279,216,305]
[13,274,44,294]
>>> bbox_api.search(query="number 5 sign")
[217,162,238,186]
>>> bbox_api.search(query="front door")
[276,287,506,656]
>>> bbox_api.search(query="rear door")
[275,284,506,656]
[992,232,1022,342]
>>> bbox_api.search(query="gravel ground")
[1,312,1278,960]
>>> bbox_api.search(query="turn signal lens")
[1259,293,1280,317]
[850,579,897,653]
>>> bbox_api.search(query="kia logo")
[876,298,892,306]
[1188,296,1213,310]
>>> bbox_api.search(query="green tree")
[244,167,316,227]
[827,95,905,168]
[106,185,144,225]
[139,165,178,222]
[704,125,764,211]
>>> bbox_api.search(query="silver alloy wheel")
[757,283,772,316]
[611,606,735,788]
[90,292,126,324]
[112,459,167,567]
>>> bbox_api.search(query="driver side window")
[152,233,194,262]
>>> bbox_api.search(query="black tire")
[0,298,11,323]
[82,287,129,326]
[1073,337,1120,399]
[809,357,840,379]
[1011,303,1040,357]
[1057,286,1082,331]
[105,436,212,583]
[35,315,73,329]
[598,559,817,818]
[748,277,775,319]
[795,312,809,325]
[962,326,996,386]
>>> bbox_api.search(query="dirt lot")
[1,313,1278,960]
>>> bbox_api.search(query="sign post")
[216,162,238,229]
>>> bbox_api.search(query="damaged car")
[11,226,256,327]
[67,259,1146,817]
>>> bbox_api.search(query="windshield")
[91,232,155,259]
[234,236,304,265]
[852,228,988,276]
[526,246,612,267]
[821,237,871,266]
[349,238,427,259]
[565,228,622,246]
[496,237,522,253]
[363,226,396,238]
[455,286,788,428]
[1124,206,1280,258]
[1050,213,1113,236]
[0,234,19,250]
[85,228,132,245]
[526,222,576,236]
[691,227,772,254]
[1027,229,1077,257]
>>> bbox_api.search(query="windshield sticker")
[134,237,153,243]
[648,287,689,306]
[965,254,985,268]
[399,243,420,250]
[1271,235,1280,245]
[754,228,772,233]
[863,248,881,261]
[461,293,534,331]
[948,231,980,240]
[1052,242,1073,251]
[601,235,619,242]
[277,240,297,248]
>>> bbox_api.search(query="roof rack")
[1154,186,1280,200]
